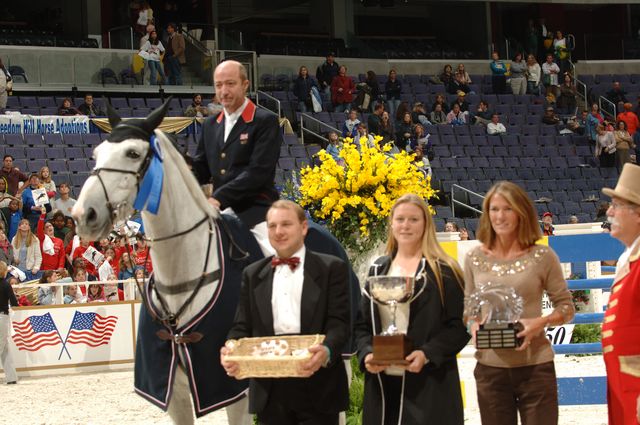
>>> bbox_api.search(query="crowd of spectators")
[0,158,150,305]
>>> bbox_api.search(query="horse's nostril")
[87,207,98,223]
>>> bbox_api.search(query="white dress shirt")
[616,234,640,272]
[223,98,249,143]
[271,245,306,335]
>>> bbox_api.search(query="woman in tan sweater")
[464,181,575,425]
[613,120,635,173]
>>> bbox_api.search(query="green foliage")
[571,324,601,344]
[346,356,364,425]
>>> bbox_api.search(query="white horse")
[72,102,253,425]
[72,101,360,425]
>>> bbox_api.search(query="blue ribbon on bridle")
[133,135,164,214]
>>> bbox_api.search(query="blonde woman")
[11,219,42,280]
[356,193,469,425]
[464,181,574,425]
[38,166,56,199]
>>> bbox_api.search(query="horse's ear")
[144,96,172,134]
[105,97,121,128]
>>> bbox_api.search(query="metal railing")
[299,113,339,145]
[255,90,281,118]
[107,25,134,50]
[451,184,483,217]
[182,29,214,86]
[599,96,616,121]
[574,77,588,110]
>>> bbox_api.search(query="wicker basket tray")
[224,334,325,379]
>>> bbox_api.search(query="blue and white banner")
[0,114,90,134]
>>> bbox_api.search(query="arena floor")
[6,355,608,424]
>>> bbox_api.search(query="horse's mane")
[153,129,219,218]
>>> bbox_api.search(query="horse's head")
[72,99,171,240]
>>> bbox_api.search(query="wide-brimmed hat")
[602,163,640,205]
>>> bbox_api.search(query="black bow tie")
[271,257,300,271]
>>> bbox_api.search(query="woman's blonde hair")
[476,181,542,249]
[39,166,51,183]
[385,193,464,303]
[13,219,37,248]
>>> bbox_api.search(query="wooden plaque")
[369,334,412,365]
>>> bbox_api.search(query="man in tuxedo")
[192,60,282,230]
[221,200,350,425]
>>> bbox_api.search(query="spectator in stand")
[364,71,380,111]
[394,102,411,126]
[432,93,450,114]
[184,94,209,117]
[342,109,361,138]
[542,106,561,125]
[586,103,605,142]
[293,65,319,113]
[568,215,579,224]
[139,23,155,48]
[50,183,76,217]
[72,237,96,277]
[134,234,153,274]
[326,131,342,164]
[452,70,472,94]
[385,69,402,119]
[316,52,340,99]
[50,211,70,242]
[12,219,41,280]
[526,19,539,58]
[38,270,60,305]
[459,228,470,241]
[526,54,542,95]
[557,74,577,115]
[39,166,56,200]
[473,100,493,126]
[368,102,384,136]
[444,221,459,232]
[0,155,29,196]
[541,54,560,97]
[542,212,555,236]
[614,120,635,173]
[57,98,80,116]
[412,144,432,178]
[356,123,375,148]
[0,57,11,112]
[0,231,15,266]
[566,110,588,135]
[135,1,154,36]
[510,52,528,95]
[616,103,640,136]
[118,251,136,280]
[63,284,81,304]
[440,64,456,94]
[36,213,65,271]
[446,103,469,126]
[1,199,22,242]
[140,30,167,85]
[451,91,469,113]
[0,179,19,209]
[73,266,95,286]
[411,124,431,152]
[164,23,185,85]
[489,51,507,94]
[606,81,628,113]
[331,65,355,113]
[86,282,106,303]
[456,63,472,86]
[487,113,507,135]
[207,93,223,115]
[21,174,51,231]
[395,112,414,150]
[553,31,569,75]
[430,103,447,125]
[77,94,105,117]
[411,102,431,127]
[379,111,395,146]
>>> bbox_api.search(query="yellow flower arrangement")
[297,135,437,261]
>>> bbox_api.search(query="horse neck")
[142,150,220,325]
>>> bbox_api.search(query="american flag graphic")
[64,311,118,347]
[12,313,63,351]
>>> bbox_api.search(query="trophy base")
[370,334,412,365]
[476,322,524,349]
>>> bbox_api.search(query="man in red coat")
[602,162,640,425]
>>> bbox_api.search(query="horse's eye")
[126,150,141,159]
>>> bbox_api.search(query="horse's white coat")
[74,130,251,425]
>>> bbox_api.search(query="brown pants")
[474,361,559,425]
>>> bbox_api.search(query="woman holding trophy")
[463,181,575,425]
[355,194,469,425]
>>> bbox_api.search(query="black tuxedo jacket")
[227,250,350,415]
[192,100,282,227]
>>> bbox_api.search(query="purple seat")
[147,98,163,109]
[6,97,20,109]
[26,147,46,160]
[83,134,102,146]
[68,159,89,173]
[64,147,84,159]
[20,96,38,108]
[110,97,128,109]
[24,134,43,146]
[48,159,68,173]
[63,134,83,146]
[37,97,57,108]
[129,98,146,109]
[43,134,63,145]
